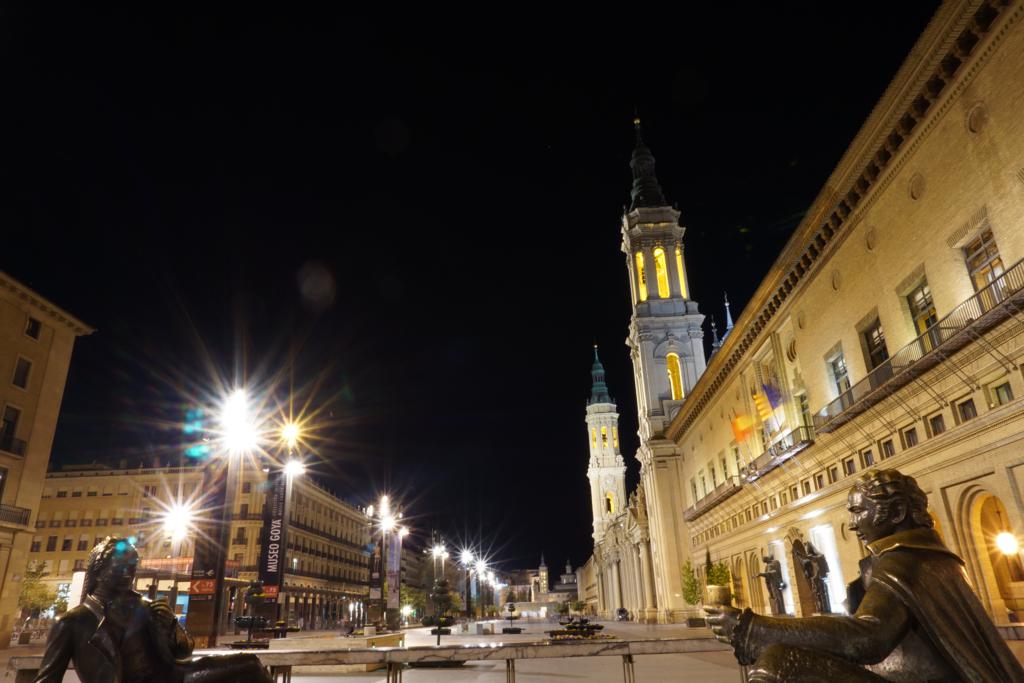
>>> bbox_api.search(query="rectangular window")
[828,465,839,483]
[12,358,31,389]
[690,479,698,505]
[56,491,67,498]
[801,479,812,496]
[77,539,89,551]
[708,462,718,488]
[745,509,752,522]
[964,228,1004,310]
[240,503,249,517]
[861,449,875,468]
[242,482,252,493]
[798,393,812,428]
[992,382,1014,407]
[843,457,857,476]
[71,490,82,497]
[881,439,896,459]
[790,485,800,501]
[957,399,978,423]
[863,319,889,370]
[61,538,72,551]
[908,281,939,351]
[1,405,21,450]
[902,426,919,448]
[73,559,86,571]
[828,352,851,397]
[780,491,788,505]
[46,537,57,552]
[30,539,41,552]
[928,413,946,437]
[25,317,42,339]
[814,473,825,489]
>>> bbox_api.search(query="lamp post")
[474,559,487,619]
[460,550,474,619]
[367,496,403,629]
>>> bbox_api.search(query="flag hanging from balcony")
[731,413,754,442]
[761,379,783,409]
[753,390,774,423]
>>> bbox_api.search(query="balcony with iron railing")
[683,475,742,522]
[0,504,32,527]
[740,425,816,483]
[814,257,1024,433]
[0,434,26,456]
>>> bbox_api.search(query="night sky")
[2,4,939,571]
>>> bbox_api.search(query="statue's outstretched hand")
[704,605,742,644]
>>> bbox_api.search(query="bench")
[8,636,738,683]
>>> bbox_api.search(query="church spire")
[589,345,613,405]
[629,117,668,211]
[724,292,734,331]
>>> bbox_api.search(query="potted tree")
[502,600,522,634]
[703,550,733,609]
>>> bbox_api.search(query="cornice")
[667,0,1017,443]
[0,271,95,336]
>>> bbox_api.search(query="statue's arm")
[32,619,73,683]
[739,583,910,665]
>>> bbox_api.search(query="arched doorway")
[731,556,746,609]
[789,539,817,617]
[746,553,764,613]
[960,487,1024,624]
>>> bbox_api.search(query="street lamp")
[459,550,474,619]
[367,496,404,629]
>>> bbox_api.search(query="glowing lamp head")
[996,531,1019,555]
[475,559,487,575]
[284,460,306,478]
[281,422,301,450]
[461,549,474,565]
[432,544,445,558]
[161,503,194,542]
[400,605,413,617]
[366,505,375,518]
[381,515,396,532]
[221,389,259,454]
[399,526,409,538]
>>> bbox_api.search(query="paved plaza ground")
[6,619,1024,682]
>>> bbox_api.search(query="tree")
[400,585,428,614]
[570,600,586,614]
[19,562,56,616]
[681,560,702,605]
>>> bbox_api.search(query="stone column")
[640,540,657,621]
[611,559,623,609]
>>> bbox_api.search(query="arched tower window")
[667,352,684,400]
[675,246,689,299]
[600,426,608,446]
[653,247,670,298]
[605,492,615,515]
[635,252,648,302]
[612,426,619,449]
[591,428,597,449]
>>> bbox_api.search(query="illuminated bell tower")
[586,346,626,543]
[622,118,704,619]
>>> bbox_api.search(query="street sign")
[191,579,216,595]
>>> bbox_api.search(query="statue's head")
[848,469,932,544]
[84,536,140,598]
[762,554,773,563]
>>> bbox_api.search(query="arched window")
[612,426,619,449]
[591,428,597,448]
[667,353,684,400]
[605,492,615,515]
[653,247,670,298]
[635,252,648,302]
[675,246,689,299]
[600,425,608,446]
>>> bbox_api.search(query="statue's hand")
[704,605,742,644]
[150,600,178,630]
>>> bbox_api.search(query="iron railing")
[683,476,742,521]
[814,257,1024,433]
[740,425,815,483]
[0,504,32,526]
[0,434,26,456]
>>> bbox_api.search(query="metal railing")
[814,257,1024,433]
[683,476,742,521]
[0,504,32,526]
[8,636,738,683]
[741,425,815,483]
[0,434,26,456]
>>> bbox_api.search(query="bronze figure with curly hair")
[706,469,1024,682]
[34,536,271,683]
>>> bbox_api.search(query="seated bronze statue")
[706,469,1024,682]
[34,536,272,683]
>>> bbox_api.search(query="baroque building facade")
[586,0,1024,625]
[0,272,91,645]
[668,0,1024,625]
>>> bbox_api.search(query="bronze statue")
[33,536,272,683]
[706,469,1024,682]
[757,555,786,616]
[793,539,831,614]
